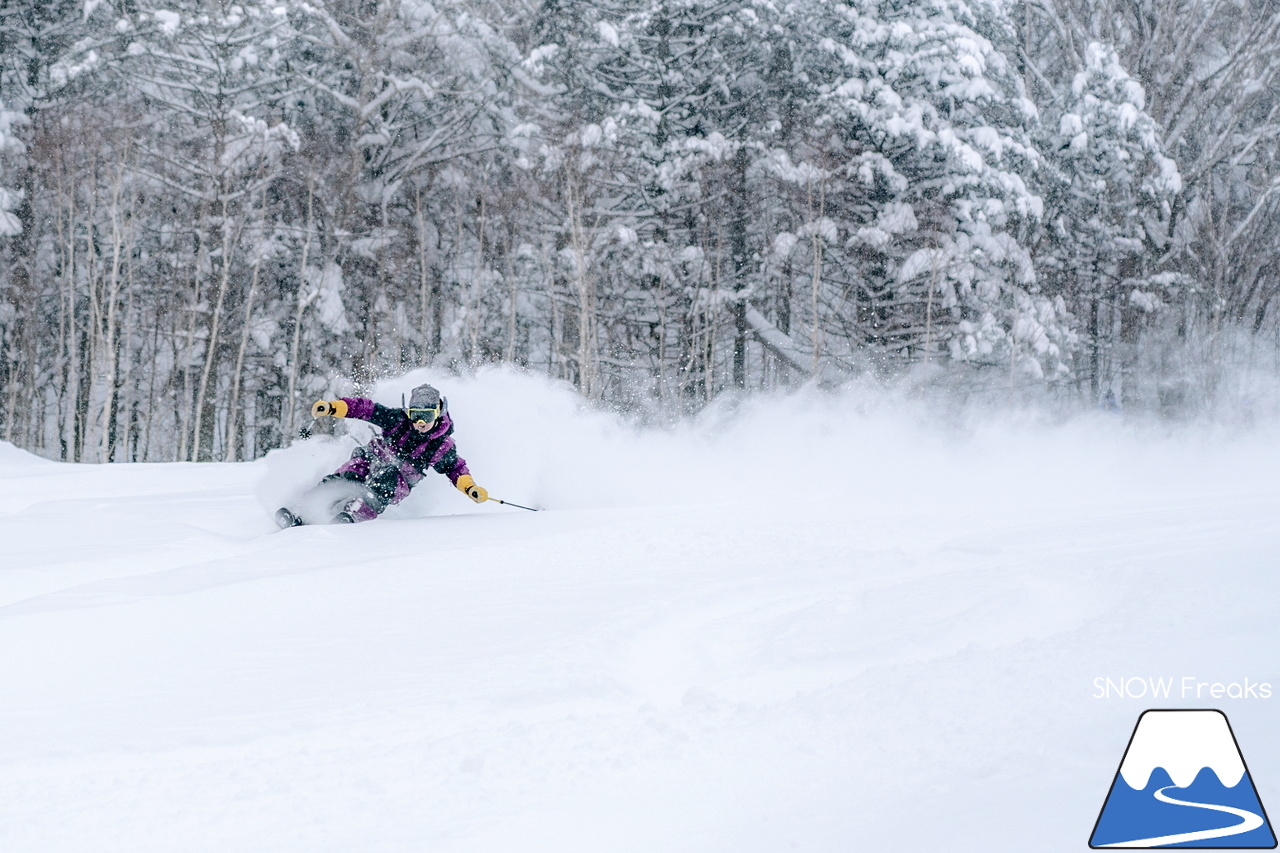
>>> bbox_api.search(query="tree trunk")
[178,235,206,462]
[808,176,827,377]
[730,146,749,388]
[227,211,266,462]
[284,186,316,443]
[100,161,128,462]
[192,195,244,461]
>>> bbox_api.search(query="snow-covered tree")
[520,0,794,399]
[1021,0,1280,408]
[793,0,1071,379]
[1034,42,1181,401]
[72,1,305,460]
[288,0,520,384]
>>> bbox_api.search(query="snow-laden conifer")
[800,0,1070,379]
[1034,42,1181,400]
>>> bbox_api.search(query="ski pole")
[488,497,539,511]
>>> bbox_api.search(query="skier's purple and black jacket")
[328,397,470,521]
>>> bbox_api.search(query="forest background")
[2,0,1278,462]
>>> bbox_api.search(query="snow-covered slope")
[3,370,1280,852]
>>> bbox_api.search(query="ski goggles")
[406,404,441,427]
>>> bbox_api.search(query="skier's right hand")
[312,399,348,418]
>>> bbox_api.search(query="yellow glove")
[456,474,488,503]
[311,399,349,418]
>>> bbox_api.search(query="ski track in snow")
[3,374,1280,852]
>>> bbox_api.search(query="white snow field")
[3,368,1280,852]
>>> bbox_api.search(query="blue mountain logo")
[1091,709,1276,848]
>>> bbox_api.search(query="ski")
[275,507,305,529]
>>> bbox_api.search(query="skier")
[276,383,488,527]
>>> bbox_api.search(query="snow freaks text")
[1093,677,1274,700]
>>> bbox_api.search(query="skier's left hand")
[456,475,488,503]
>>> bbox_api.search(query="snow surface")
[3,368,1280,852]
